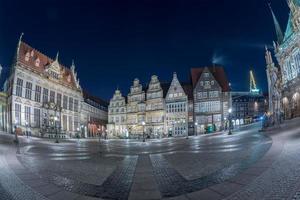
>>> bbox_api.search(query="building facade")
[3,36,107,138]
[191,66,230,134]
[126,78,146,138]
[0,92,7,132]
[165,73,188,137]
[145,75,165,138]
[81,91,108,138]
[268,1,300,120]
[231,92,267,125]
[107,68,231,138]
[107,89,127,138]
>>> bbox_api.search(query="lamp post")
[54,116,59,143]
[25,121,29,138]
[142,121,146,142]
[98,128,101,143]
[194,122,198,136]
[228,108,232,135]
[14,119,19,144]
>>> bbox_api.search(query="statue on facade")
[265,47,283,127]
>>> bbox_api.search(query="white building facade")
[2,36,108,139]
[5,38,82,138]
[107,89,127,138]
[165,73,188,137]
[145,75,165,138]
[126,78,146,138]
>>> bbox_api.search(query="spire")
[16,32,24,61]
[55,51,59,61]
[268,3,284,44]
[173,72,177,78]
[71,59,75,72]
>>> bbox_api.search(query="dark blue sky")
[0,0,289,100]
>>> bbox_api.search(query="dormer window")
[35,58,40,67]
[67,74,72,83]
[25,52,30,61]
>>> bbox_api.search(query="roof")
[83,90,109,107]
[190,65,230,92]
[17,41,77,89]
[284,13,294,42]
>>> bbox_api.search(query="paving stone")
[228,173,257,185]
[209,182,243,196]
[129,155,161,200]
[129,190,161,200]
[163,195,189,200]
[48,190,79,200]
[35,183,62,197]
[186,188,223,200]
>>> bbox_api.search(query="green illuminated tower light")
[250,70,260,93]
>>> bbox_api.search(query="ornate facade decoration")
[107,68,230,138]
[126,78,146,138]
[4,36,108,138]
[191,66,231,134]
[145,75,165,138]
[267,1,300,120]
[107,89,127,137]
[165,72,188,137]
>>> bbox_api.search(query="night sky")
[0,0,289,100]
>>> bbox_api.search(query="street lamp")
[54,116,59,143]
[97,128,101,143]
[14,119,19,144]
[141,121,146,142]
[228,108,232,135]
[25,121,29,138]
[194,122,198,136]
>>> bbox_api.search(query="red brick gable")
[191,65,230,92]
[17,41,78,89]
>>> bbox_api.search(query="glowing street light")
[141,121,146,142]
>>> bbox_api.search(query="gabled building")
[145,75,165,138]
[267,1,300,119]
[107,89,127,137]
[5,36,82,138]
[191,66,231,134]
[165,72,188,137]
[126,78,146,138]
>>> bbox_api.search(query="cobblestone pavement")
[0,137,48,200]
[151,138,270,198]
[2,121,300,199]
[225,120,300,200]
